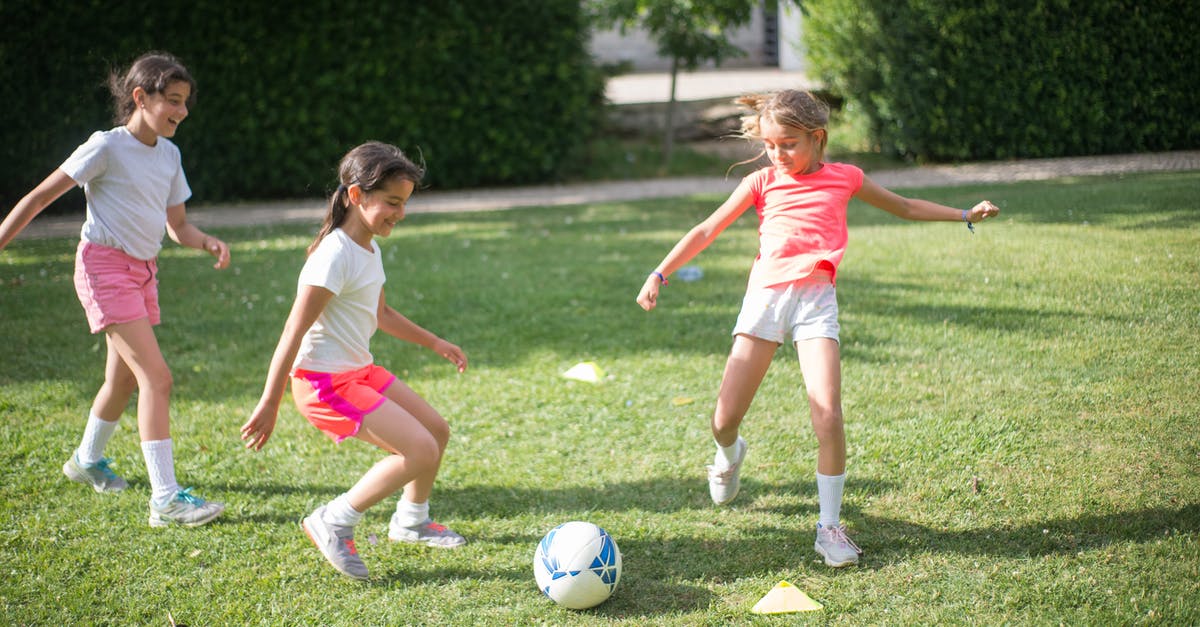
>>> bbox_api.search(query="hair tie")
[337,184,347,194]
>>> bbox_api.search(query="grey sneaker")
[706,437,747,505]
[388,517,466,548]
[303,506,369,580]
[815,522,862,567]
[148,488,225,528]
[63,454,128,493]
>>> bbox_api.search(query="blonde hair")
[731,89,830,171]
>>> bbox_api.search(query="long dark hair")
[308,141,425,256]
[108,51,196,125]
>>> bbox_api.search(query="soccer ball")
[533,521,622,609]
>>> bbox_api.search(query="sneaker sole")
[302,518,370,580]
[148,504,225,528]
[63,462,126,494]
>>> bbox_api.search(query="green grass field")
[2,171,1198,625]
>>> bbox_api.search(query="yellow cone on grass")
[562,361,603,383]
[751,580,823,614]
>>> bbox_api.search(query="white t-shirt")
[293,229,385,373]
[60,127,192,261]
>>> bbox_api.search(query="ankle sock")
[77,413,119,465]
[393,498,430,528]
[322,494,364,527]
[141,438,180,504]
[816,472,846,528]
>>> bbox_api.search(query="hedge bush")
[801,0,1200,162]
[0,1,604,214]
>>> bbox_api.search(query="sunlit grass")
[1,172,1198,624]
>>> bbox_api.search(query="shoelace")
[707,463,739,483]
[342,538,359,555]
[425,522,449,533]
[174,487,206,506]
[94,457,118,479]
[825,525,863,555]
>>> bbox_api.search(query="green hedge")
[0,1,604,213]
[802,0,1200,162]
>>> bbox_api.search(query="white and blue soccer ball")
[533,521,622,609]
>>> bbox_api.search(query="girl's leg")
[796,337,860,566]
[794,337,845,475]
[712,334,779,446]
[102,319,173,442]
[90,333,139,421]
[63,339,139,491]
[378,380,450,505]
[346,399,441,513]
[71,336,137,467]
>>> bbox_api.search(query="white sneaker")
[388,517,466,548]
[706,437,747,505]
[815,522,862,567]
[148,488,225,528]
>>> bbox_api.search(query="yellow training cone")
[562,362,604,383]
[751,580,823,614]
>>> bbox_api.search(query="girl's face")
[760,116,824,176]
[351,177,415,239]
[132,80,191,140]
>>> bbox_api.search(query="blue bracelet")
[961,209,975,233]
[653,271,669,285]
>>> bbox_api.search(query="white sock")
[714,437,743,468]
[816,472,846,528]
[322,494,364,527]
[77,413,120,465]
[141,438,180,504]
[393,498,430,528]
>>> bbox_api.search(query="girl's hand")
[637,273,662,311]
[434,339,468,373]
[203,235,231,270]
[240,400,279,451]
[966,200,1001,223]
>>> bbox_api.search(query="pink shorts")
[73,241,160,334]
[291,364,397,442]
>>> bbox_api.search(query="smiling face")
[345,177,416,245]
[760,116,824,176]
[128,80,191,144]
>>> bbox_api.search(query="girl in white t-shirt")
[0,51,229,528]
[242,141,469,580]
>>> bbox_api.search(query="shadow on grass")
[859,502,1200,563]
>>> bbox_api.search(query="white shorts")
[732,274,840,344]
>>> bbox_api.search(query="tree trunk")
[661,54,679,175]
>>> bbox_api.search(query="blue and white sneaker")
[149,488,225,528]
[63,454,127,493]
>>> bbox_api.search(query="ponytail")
[307,184,350,256]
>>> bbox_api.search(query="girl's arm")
[0,170,77,251]
[240,284,334,450]
[376,289,467,373]
[855,175,1000,223]
[166,203,231,269]
[636,178,756,311]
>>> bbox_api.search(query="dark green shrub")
[802,0,1200,162]
[0,1,604,213]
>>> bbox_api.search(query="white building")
[588,3,806,72]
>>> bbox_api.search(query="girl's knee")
[407,432,442,470]
[810,407,844,438]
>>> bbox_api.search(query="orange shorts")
[291,364,396,442]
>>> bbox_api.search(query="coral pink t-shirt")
[744,162,864,289]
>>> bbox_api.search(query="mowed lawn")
[1,171,1197,625]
